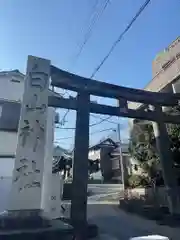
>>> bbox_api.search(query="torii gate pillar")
[152,105,180,215]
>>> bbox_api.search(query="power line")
[91,127,115,135]
[89,115,113,126]
[56,136,74,140]
[59,109,70,126]
[56,115,113,130]
[71,0,111,67]
[81,0,100,38]
[56,126,75,130]
[90,114,119,125]
[82,0,151,124]
[58,1,99,126]
[58,0,111,126]
[55,127,115,141]
[90,0,151,79]
[58,0,150,128]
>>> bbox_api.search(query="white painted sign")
[8,56,51,211]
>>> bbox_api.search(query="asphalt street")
[86,184,172,240]
[88,184,123,202]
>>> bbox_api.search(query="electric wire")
[55,127,115,141]
[90,0,151,79]
[72,0,110,67]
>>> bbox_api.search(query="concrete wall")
[125,187,168,206]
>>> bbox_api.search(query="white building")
[128,37,180,177]
[0,70,58,177]
[0,70,24,176]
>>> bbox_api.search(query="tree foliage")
[129,106,180,186]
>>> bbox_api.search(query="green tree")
[129,106,180,186]
[129,122,160,185]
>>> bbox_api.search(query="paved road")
[87,184,149,239]
[87,204,171,240]
[63,184,173,239]
[86,184,171,239]
[88,184,123,202]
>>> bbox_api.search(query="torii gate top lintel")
[50,65,180,107]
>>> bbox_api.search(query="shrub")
[128,174,149,188]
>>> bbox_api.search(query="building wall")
[152,37,180,77]
[0,132,18,156]
[88,149,100,161]
[0,71,56,178]
[128,38,180,176]
[129,36,180,110]
[128,37,180,150]
[0,71,24,102]
[0,71,24,159]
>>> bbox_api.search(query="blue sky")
[0,0,180,149]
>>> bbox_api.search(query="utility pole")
[117,98,128,191]
[117,123,125,191]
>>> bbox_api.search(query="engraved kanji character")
[26,94,38,111]
[17,160,41,191]
[33,120,45,152]
[13,165,28,183]
[36,104,47,113]
[20,158,28,164]
[20,120,33,147]
[29,72,48,91]
[26,94,47,113]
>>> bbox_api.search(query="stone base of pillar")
[0,210,73,239]
[59,216,99,239]
[0,210,50,230]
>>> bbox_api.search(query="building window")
[11,78,20,83]
[162,57,176,70]
[176,52,180,60]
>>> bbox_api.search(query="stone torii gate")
[2,56,180,239]
[49,62,180,236]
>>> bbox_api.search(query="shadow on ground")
[119,198,180,228]
[87,203,153,240]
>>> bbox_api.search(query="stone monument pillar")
[0,56,74,238]
[8,55,51,213]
